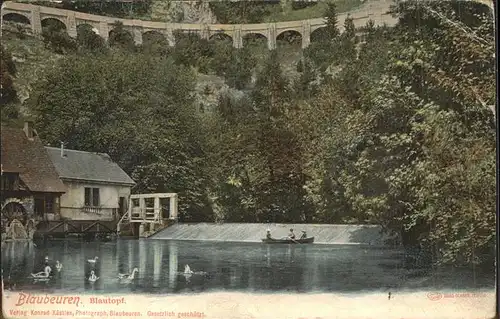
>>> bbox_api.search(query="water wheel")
[1,202,28,226]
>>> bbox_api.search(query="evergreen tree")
[294,58,317,99]
[344,14,356,39]
[340,14,357,60]
[324,3,340,40]
[250,50,311,222]
[252,50,289,117]
[364,20,376,42]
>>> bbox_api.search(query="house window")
[45,197,54,214]
[84,187,100,206]
[34,196,56,216]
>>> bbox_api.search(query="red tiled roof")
[1,125,66,193]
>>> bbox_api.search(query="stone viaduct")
[0,0,398,49]
[0,0,495,49]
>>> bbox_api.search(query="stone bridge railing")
[1,0,398,49]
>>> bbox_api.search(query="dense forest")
[1,1,496,267]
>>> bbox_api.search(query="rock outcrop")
[151,0,217,24]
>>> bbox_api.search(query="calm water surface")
[0,239,494,294]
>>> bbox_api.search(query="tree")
[293,58,317,99]
[340,14,357,58]
[108,21,136,51]
[76,25,107,53]
[0,45,19,119]
[324,3,340,40]
[41,24,77,54]
[250,50,311,222]
[171,31,213,72]
[383,0,496,265]
[252,50,289,116]
[303,2,341,72]
[224,46,255,89]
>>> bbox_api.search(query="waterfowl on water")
[182,265,207,276]
[184,265,194,274]
[31,264,52,279]
[118,268,138,283]
[88,271,99,283]
[118,268,139,279]
[55,261,63,272]
[87,257,99,264]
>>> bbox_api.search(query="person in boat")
[266,229,272,239]
[300,230,307,240]
[288,228,296,240]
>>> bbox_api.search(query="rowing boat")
[261,237,314,244]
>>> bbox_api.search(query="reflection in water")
[139,239,146,286]
[116,239,122,274]
[168,241,178,289]
[153,243,162,286]
[0,239,495,295]
[128,240,134,275]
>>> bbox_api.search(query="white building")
[45,145,135,221]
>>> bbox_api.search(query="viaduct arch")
[0,0,495,49]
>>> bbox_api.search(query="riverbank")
[2,290,496,319]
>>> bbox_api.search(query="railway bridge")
[1,0,398,49]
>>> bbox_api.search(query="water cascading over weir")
[150,223,395,246]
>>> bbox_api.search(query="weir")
[150,223,395,245]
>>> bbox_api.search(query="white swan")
[31,265,52,281]
[87,257,99,264]
[55,261,63,272]
[118,268,138,279]
[88,271,99,283]
[118,268,138,283]
[184,265,194,275]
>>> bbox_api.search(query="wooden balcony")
[82,206,101,214]
[58,206,119,221]
[127,193,178,223]
[117,193,179,238]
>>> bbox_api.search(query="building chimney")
[60,141,65,157]
[23,121,34,140]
